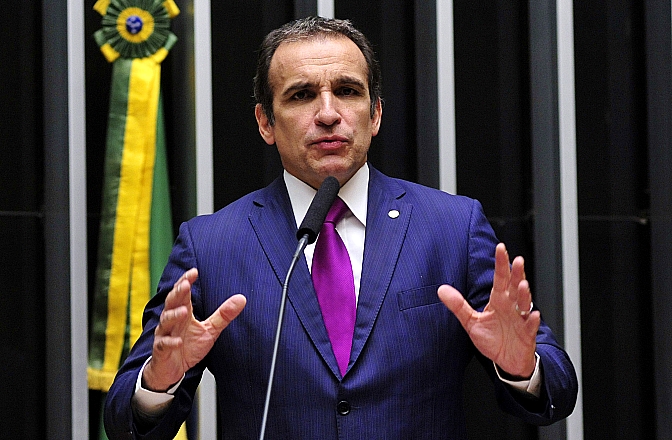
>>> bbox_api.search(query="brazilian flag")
[88,1,186,438]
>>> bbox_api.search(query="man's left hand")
[438,243,539,379]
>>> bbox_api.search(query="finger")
[519,310,542,345]
[525,310,542,335]
[514,279,533,318]
[156,305,189,336]
[154,335,184,353]
[508,256,526,304]
[438,284,476,330]
[491,243,511,295]
[166,268,199,309]
[207,294,247,335]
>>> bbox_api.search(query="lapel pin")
[388,209,400,219]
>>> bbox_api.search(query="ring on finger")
[515,301,533,317]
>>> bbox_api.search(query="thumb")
[207,294,247,335]
[438,284,475,329]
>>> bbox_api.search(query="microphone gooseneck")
[259,176,341,440]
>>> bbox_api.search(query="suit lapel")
[248,177,341,377]
[349,168,411,368]
[248,177,297,284]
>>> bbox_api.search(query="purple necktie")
[311,197,356,376]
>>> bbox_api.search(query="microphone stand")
[257,176,338,440]
[258,234,310,440]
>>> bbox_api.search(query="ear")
[255,104,275,145]
[371,98,383,137]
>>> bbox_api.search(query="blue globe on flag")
[126,15,143,35]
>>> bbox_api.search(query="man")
[105,16,578,439]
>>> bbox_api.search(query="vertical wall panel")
[436,0,456,193]
[645,1,672,438]
[336,0,417,182]
[195,0,214,217]
[295,0,317,17]
[67,0,89,437]
[44,0,72,434]
[529,0,562,339]
[317,0,334,18]
[210,0,292,209]
[0,2,45,437]
[574,1,651,438]
[44,0,89,438]
[194,2,217,436]
[529,5,566,440]
[454,0,531,247]
[455,2,535,438]
[529,2,584,439]
[412,2,439,189]
[556,0,582,438]
[164,0,197,226]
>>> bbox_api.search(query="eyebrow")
[281,81,313,99]
[334,75,367,90]
[280,75,367,98]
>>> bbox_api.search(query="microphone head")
[296,176,340,244]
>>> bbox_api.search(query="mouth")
[310,135,349,150]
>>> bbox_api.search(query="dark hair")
[253,16,382,125]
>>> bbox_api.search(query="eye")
[338,87,359,97]
[291,90,313,101]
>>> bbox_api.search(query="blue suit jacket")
[105,166,578,439]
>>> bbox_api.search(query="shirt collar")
[284,163,369,228]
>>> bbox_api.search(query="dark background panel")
[574,0,653,438]
[336,0,418,182]
[646,0,672,437]
[0,216,45,438]
[0,1,46,438]
[454,0,532,260]
[210,0,294,210]
[413,1,440,189]
[454,2,536,439]
[0,2,44,212]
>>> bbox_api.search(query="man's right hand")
[142,268,247,392]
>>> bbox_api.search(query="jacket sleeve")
[104,221,207,440]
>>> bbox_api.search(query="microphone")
[296,176,341,243]
[259,176,340,440]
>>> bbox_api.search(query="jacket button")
[337,400,351,415]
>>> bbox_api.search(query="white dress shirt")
[284,163,369,301]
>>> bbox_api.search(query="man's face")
[255,36,382,189]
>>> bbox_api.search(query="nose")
[315,92,341,126]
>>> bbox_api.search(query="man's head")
[254,16,382,126]
[254,17,383,188]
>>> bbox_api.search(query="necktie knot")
[325,197,348,225]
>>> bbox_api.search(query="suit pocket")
[397,284,444,311]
